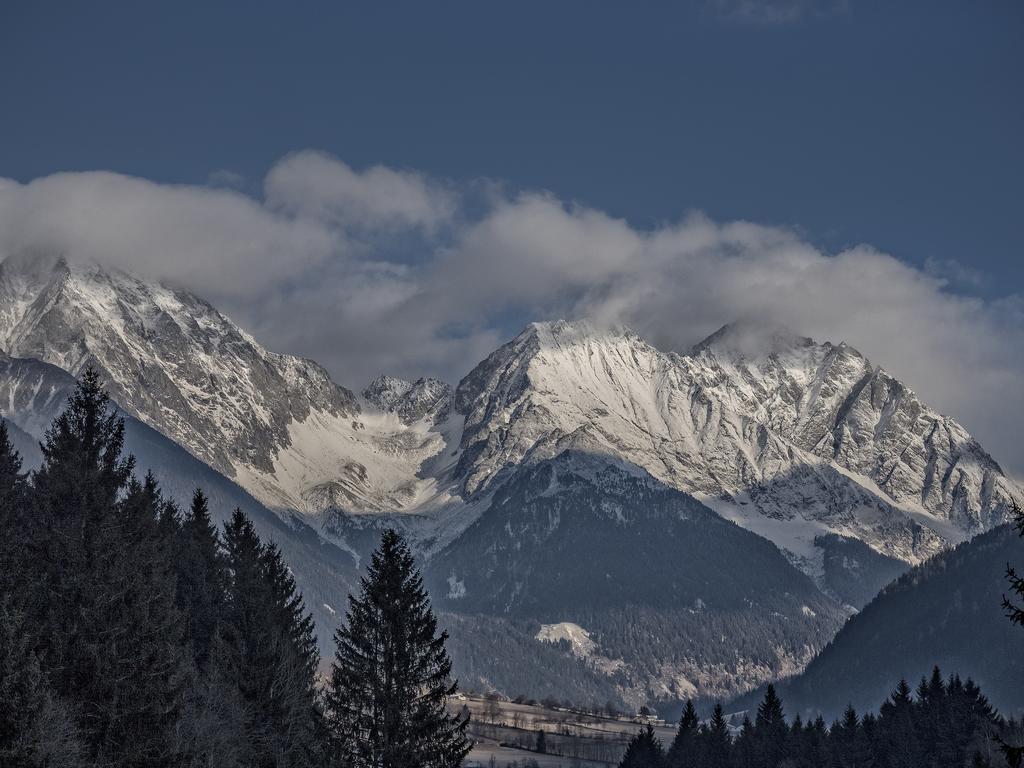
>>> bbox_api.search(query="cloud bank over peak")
[0,151,1021,474]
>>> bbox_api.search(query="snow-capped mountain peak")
[451,317,1020,571]
[0,252,1016,580]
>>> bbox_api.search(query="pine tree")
[25,369,188,767]
[618,724,665,768]
[176,489,228,668]
[1000,501,1024,767]
[1004,501,1024,627]
[754,684,787,767]
[733,717,756,768]
[0,599,83,768]
[696,704,731,768]
[218,508,322,767]
[325,528,470,768]
[877,679,918,767]
[801,716,829,768]
[0,420,28,592]
[787,715,805,767]
[535,729,546,754]
[666,699,699,768]
[830,705,870,768]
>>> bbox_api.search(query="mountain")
[732,522,1024,721]
[3,255,1015,574]
[451,320,1019,583]
[429,451,845,704]
[0,351,359,649]
[0,253,1020,707]
[0,251,460,521]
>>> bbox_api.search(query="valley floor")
[457,695,678,767]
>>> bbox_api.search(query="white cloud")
[264,150,457,233]
[0,156,1021,475]
[0,170,337,298]
[709,0,849,25]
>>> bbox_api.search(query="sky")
[0,1,1022,473]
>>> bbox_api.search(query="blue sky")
[0,1,1022,471]
[2,1,1021,290]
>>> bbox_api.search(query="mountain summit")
[452,319,1018,573]
[0,254,1016,577]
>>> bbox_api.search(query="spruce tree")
[1000,501,1024,767]
[666,699,699,768]
[25,369,188,767]
[325,528,470,768]
[217,508,322,768]
[877,679,918,767]
[0,420,28,591]
[618,724,665,768]
[804,716,829,768]
[176,489,228,668]
[1004,501,1024,627]
[754,684,787,767]
[733,717,756,768]
[696,704,731,768]
[831,705,870,768]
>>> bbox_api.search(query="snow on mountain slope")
[452,320,1020,569]
[683,321,1013,533]
[0,252,1016,575]
[0,252,461,519]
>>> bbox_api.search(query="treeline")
[620,674,1021,768]
[0,371,470,767]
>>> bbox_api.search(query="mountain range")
[0,251,1019,708]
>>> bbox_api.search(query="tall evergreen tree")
[696,704,731,768]
[877,679,918,767]
[0,420,28,592]
[176,489,228,668]
[218,508,322,767]
[25,369,188,767]
[1001,501,1024,767]
[618,724,665,768]
[754,684,787,767]
[800,716,829,768]
[325,529,470,768]
[666,699,699,768]
[733,717,757,768]
[830,705,870,768]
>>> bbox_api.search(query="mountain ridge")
[0,255,1018,580]
[0,253,1020,708]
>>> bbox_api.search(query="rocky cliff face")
[0,254,1017,576]
[363,374,452,424]
[450,320,1019,571]
[0,252,357,482]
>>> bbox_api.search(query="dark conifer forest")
[0,371,469,768]
[621,675,1021,768]
[0,371,1021,768]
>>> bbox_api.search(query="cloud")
[264,150,457,233]
[0,170,338,298]
[0,155,1021,475]
[709,0,849,25]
